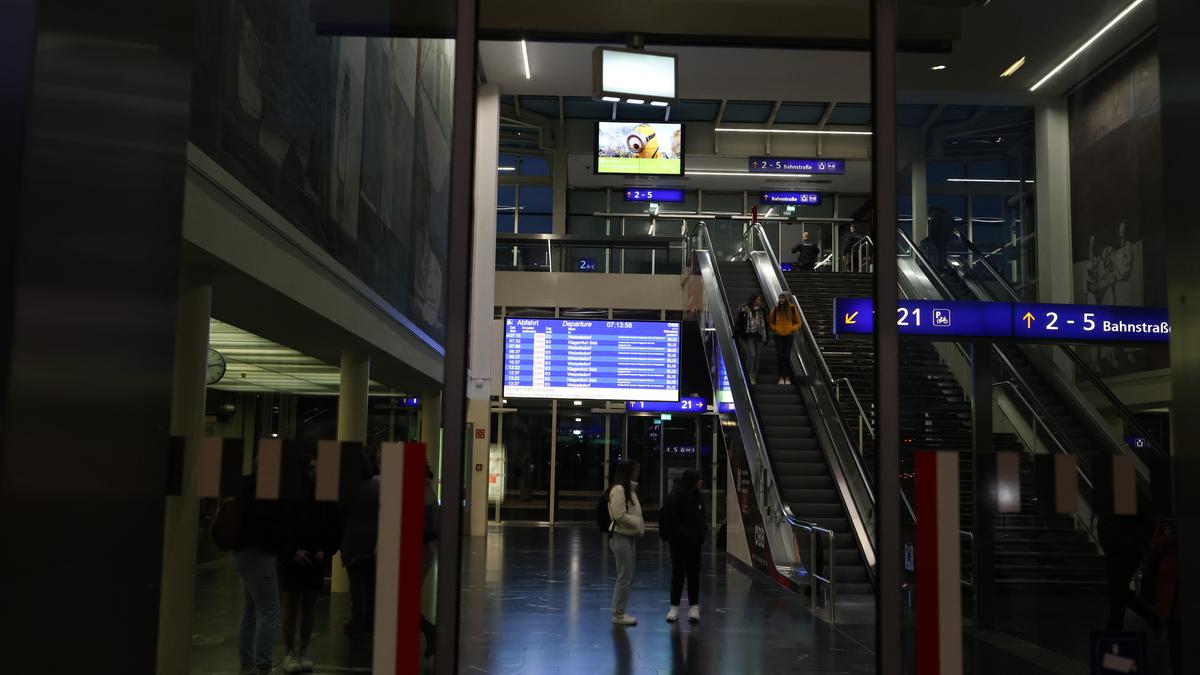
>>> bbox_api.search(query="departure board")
[504,319,681,401]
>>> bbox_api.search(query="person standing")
[660,469,707,624]
[768,293,803,385]
[608,460,645,626]
[279,456,342,674]
[791,230,820,271]
[841,223,866,271]
[735,294,768,385]
[927,207,955,271]
[341,450,380,636]
[232,468,287,675]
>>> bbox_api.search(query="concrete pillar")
[155,285,212,675]
[333,349,370,593]
[912,158,929,244]
[1034,101,1074,304]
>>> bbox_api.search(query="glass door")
[623,414,664,522]
[497,401,552,522]
[553,407,607,522]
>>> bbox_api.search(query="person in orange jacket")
[767,292,803,385]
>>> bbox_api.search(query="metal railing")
[833,377,875,460]
[849,235,875,273]
[495,232,686,275]
[791,521,837,622]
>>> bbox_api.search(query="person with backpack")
[606,460,645,626]
[768,292,803,385]
[660,469,707,623]
[734,293,768,385]
[227,467,287,675]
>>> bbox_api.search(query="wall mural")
[191,0,453,344]
[1068,38,1167,378]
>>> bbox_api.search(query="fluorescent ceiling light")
[716,127,873,136]
[626,98,645,104]
[573,400,582,406]
[650,101,669,107]
[520,40,531,79]
[1029,0,1147,92]
[687,170,813,178]
[601,96,620,102]
[930,64,947,71]
[498,166,516,172]
[946,178,1034,184]
[999,56,1026,78]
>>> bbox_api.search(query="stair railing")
[832,377,875,461]
[850,236,875,273]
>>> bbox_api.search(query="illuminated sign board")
[834,299,1171,344]
[749,157,845,174]
[624,188,685,203]
[760,191,822,205]
[627,397,707,413]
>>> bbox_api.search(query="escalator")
[689,224,878,608]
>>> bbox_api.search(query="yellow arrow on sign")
[845,311,859,325]
[1022,311,1035,329]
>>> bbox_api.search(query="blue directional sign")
[623,188,685,203]
[834,298,1172,344]
[834,298,1013,339]
[760,191,822,205]
[749,157,845,174]
[1014,302,1170,343]
[627,397,708,413]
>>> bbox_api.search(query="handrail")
[849,236,874,273]
[832,377,876,440]
[790,520,837,621]
[992,380,1095,491]
[952,230,1167,459]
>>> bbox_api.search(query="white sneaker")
[281,653,303,674]
[749,375,757,385]
[777,377,786,385]
[612,614,638,626]
[688,605,700,623]
[666,606,679,622]
[299,653,314,672]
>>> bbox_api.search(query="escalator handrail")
[952,231,1168,459]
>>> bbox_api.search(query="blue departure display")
[623,188,686,203]
[760,191,822,205]
[504,319,681,401]
[1013,302,1170,343]
[748,157,845,174]
[627,397,707,413]
[834,298,1172,344]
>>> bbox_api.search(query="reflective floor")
[458,525,877,674]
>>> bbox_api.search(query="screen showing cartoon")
[595,122,684,175]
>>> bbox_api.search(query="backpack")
[211,496,243,552]
[595,487,613,534]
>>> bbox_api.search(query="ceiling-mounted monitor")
[596,121,684,176]
[593,47,678,105]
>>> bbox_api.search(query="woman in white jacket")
[607,460,645,626]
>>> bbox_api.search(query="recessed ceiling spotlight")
[931,64,948,71]
[999,56,1026,78]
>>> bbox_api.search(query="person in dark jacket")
[791,230,820,271]
[660,468,707,623]
[841,223,866,271]
[279,456,343,673]
[734,293,768,384]
[233,471,288,675]
[928,207,955,271]
[341,449,380,635]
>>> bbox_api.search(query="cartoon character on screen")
[626,124,661,159]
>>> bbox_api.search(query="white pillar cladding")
[1035,101,1074,304]
[333,349,370,592]
[468,84,501,537]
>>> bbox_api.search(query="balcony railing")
[495,233,687,275]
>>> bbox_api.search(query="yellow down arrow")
[845,311,859,325]
[1022,311,1035,328]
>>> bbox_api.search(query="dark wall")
[1068,36,1168,377]
[190,0,454,344]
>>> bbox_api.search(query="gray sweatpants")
[610,533,637,617]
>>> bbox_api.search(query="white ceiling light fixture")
[716,127,873,137]
[1029,0,1147,92]
[999,56,1026,78]
[946,178,1034,184]
[650,101,669,107]
[930,64,948,71]
[601,96,620,103]
[498,166,516,172]
[626,98,645,105]
[520,40,531,80]
[687,170,813,178]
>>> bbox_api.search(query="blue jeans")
[235,548,280,670]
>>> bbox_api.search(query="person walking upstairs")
[607,460,645,626]
[768,292,803,385]
[660,469,707,624]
